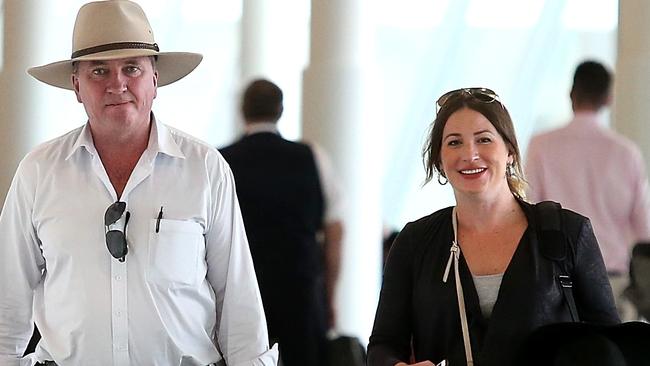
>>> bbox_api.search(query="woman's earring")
[437,172,448,185]
[506,163,515,177]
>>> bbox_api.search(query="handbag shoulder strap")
[443,207,474,365]
[534,201,579,322]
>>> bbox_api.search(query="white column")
[236,0,275,137]
[0,1,47,207]
[302,0,383,342]
[614,0,650,172]
[240,0,274,83]
[239,0,309,140]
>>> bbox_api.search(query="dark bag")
[518,203,650,366]
[515,321,650,366]
[624,242,650,319]
[327,335,366,366]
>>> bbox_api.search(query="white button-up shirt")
[0,117,277,366]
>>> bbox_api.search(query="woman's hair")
[422,90,527,200]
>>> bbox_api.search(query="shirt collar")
[245,122,279,136]
[66,121,97,160]
[65,113,185,161]
[149,114,185,159]
[572,110,601,124]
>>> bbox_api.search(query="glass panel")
[562,0,618,31]
[466,0,545,29]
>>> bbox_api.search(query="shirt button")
[114,275,122,281]
[115,311,122,317]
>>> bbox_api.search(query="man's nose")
[106,72,127,93]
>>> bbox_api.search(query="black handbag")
[624,242,650,319]
[515,321,650,366]
[327,335,366,366]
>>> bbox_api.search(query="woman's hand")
[394,361,435,366]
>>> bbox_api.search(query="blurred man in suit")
[221,79,344,366]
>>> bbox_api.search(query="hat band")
[71,42,160,59]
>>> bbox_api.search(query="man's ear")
[604,93,613,108]
[72,74,82,103]
[153,70,159,99]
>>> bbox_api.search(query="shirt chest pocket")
[147,219,205,287]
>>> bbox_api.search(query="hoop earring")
[506,163,515,177]
[437,172,448,185]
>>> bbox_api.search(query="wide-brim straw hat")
[27,0,203,90]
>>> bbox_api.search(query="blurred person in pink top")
[525,60,650,320]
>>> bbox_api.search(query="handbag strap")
[535,201,579,322]
[559,275,579,322]
[443,207,474,366]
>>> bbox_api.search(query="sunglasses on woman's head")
[436,87,502,113]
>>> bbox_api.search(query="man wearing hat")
[0,1,277,365]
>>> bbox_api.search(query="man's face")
[72,57,158,133]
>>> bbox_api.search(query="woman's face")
[440,107,512,199]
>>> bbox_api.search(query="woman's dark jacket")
[367,201,620,366]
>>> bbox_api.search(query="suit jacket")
[220,132,325,283]
[368,200,619,366]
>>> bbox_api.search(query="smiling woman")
[367,87,619,366]
[424,88,526,200]
[439,108,512,200]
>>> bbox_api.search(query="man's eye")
[92,69,107,76]
[125,66,141,74]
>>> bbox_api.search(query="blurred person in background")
[526,60,650,320]
[220,79,343,366]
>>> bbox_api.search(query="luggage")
[624,242,650,319]
[515,321,650,366]
[327,335,366,366]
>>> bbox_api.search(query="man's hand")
[394,361,435,366]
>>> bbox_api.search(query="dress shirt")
[0,116,278,366]
[243,122,343,224]
[525,111,650,273]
